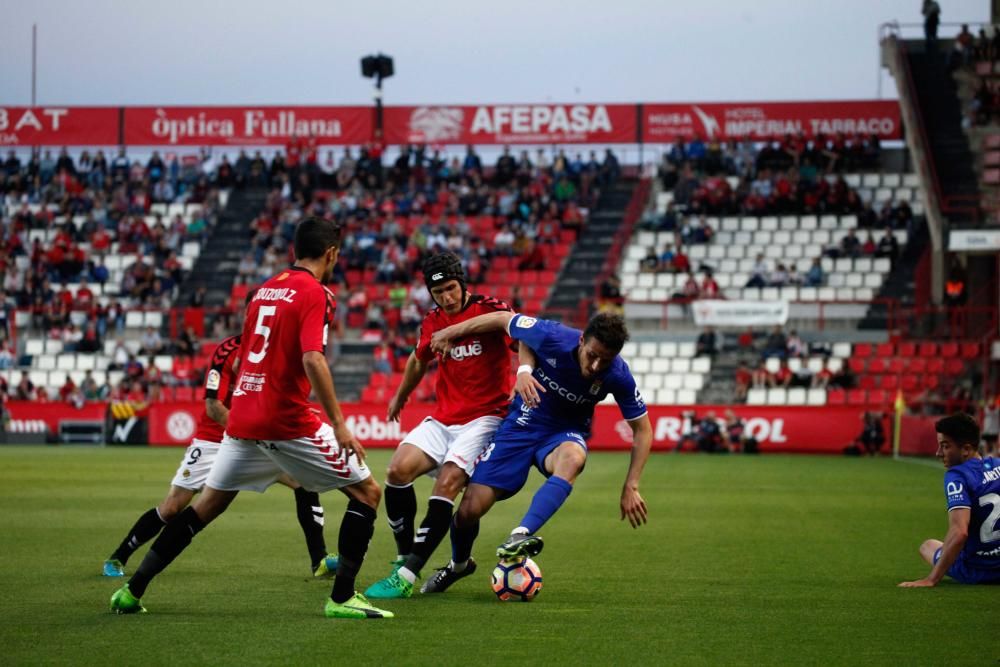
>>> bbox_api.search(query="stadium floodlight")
[360,53,394,136]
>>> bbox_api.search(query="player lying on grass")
[110,217,393,619]
[364,252,534,599]
[103,325,335,580]
[419,311,652,593]
[899,413,1000,587]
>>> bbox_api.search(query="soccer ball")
[491,557,543,601]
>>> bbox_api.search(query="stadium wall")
[6,401,896,454]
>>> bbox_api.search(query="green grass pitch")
[0,446,992,666]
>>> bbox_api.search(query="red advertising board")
[6,401,107,432]
[123,106,373,146]
[147,402,877,453]
[642,100,901,142]
[0,107,119,146]
[383,104,637,145]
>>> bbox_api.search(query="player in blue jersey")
[900,413,1000,587]
[419,311,652,593]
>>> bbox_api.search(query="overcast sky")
[0,0,991,107]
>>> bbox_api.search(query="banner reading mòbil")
[642,100,901,142]
[383,103,637,145]
[0,107,119,145]
[123,106,373,145]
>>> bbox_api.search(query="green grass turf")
[0,447,993,666]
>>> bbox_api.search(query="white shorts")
[170,439,221,491]
[403,415,502,477]
[206,423,371,493]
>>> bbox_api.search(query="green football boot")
[109,585,146,614]
[102,559,125,577]
[324,593,394,619]
[363,571,414,599]
[313,554,339,579]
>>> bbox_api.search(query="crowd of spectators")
[0,148,224,354]
[238,142,619,375]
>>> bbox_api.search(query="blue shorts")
[933,548,1000,584]
[470,421,587,496]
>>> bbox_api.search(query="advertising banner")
[147,402,875,453]
[123,106,373,146]
[383,103,637,145]
[691,299,789,327]
[642,100,902,142]
[6,401,107,433]
[0,107,119,146]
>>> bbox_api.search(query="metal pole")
[31,23,37,105]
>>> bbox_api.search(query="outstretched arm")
[430,311,515,356]
[387,352,429,422]
[898,508,970,587]
[620,414,652,528]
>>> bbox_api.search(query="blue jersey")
[505,313,646,437]
[943,456,1000,570]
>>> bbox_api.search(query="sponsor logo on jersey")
[516,316,537,329]
[206,369,221,391]
[546,358,557,367]
[276,272,290,281]
[535,368,594,405]
[166,410,197,442]
[947,481,965,497]
[589,380,602,395]
[450,341,483,361]
[983,468,1000,483]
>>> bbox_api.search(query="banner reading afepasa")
[123,106,373,145]
[0,107,119,146]
[383,103,637,145]
[643,100,901,142]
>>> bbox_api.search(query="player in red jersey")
[101,328,334,578]
[111,217,393,619]
[364,251,533,599]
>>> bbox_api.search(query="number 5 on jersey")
[248,306,276,363]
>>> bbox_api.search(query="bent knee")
[432,464,468,499]
[354,477,383,509]
[385,462,416,487]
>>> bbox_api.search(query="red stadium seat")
[897,342,916,357]
[922,375,940,390]
[848,358,866,374]
[901,375,920,392]
[854,343,873,357]
[927,358,945,373]
[960,342,980,359]
[868,390,888,405]
[939,342,959,358]
[859,375,877,390]
[881,375,899,391]
[875,343,894,357]
[868,358,887,374]
[944,359,965,375]
[887,358,906,374]
[173,386,195,402]
[918,342,938,357]
[907,358,927,373]
[847,389,868,406]
[826,389,846,405]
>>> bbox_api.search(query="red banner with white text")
[383,104,637,145]
[0,107,119,146]
[642,100,901,142]
[6,401,107,433]
[146,403,879,453]
[123,106,373,146]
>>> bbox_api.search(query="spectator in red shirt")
[751,361,771,389]
[734,362,752,401]
[700,272,720,298]
[75,279,95,309]
[773,360,793,388]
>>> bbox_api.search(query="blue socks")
[520,476,573,534]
